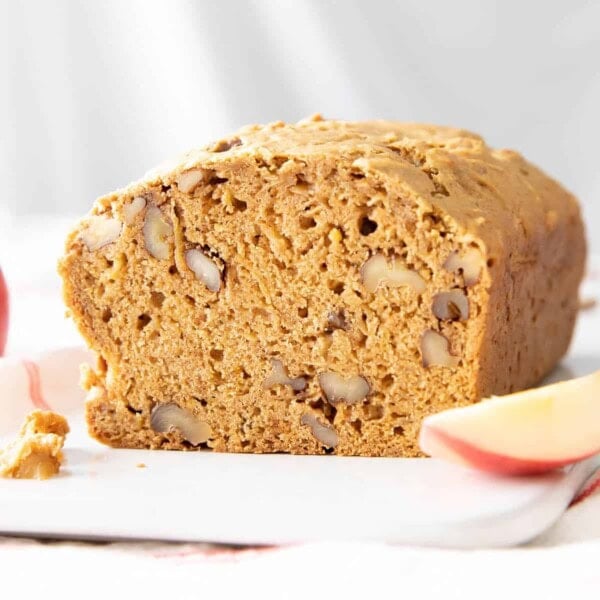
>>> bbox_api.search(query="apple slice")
[0,268,8,356]
[419,370,600,475]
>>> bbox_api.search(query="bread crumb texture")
[0,410,70,479]
[59,116,586,456]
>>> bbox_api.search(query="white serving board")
[0,355,599,549]
[1,421,598,548]
[0,223,599,548]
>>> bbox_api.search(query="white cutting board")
[0,220,599,548]
[1,422,598,548]
[0,322,598,549]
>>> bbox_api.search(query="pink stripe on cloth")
[0,347,91,436]
[21,359,51,410]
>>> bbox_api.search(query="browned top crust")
[94,115,583,275]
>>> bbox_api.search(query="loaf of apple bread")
[59,116,585,456]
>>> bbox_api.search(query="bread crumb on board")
[0,410,70,480]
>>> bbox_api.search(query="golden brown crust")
[59,116,585,456]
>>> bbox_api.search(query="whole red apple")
[0,267,8,355]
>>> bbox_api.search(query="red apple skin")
[0,267,8,356]
[419,424,598,476]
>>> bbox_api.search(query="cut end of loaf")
[59,118,585,456]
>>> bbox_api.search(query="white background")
[1,0,599,250]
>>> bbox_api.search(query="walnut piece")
[443,248,484,287]
[361,254,426,294]
[211,137,242,152]
[123,196,146,225]
[150,403,211,445]
[421,330,460,368]
[300,414,338,448]
[263,359,306,392]
[319,372,370,405]
[185,249,222,292]
[80,215,122,251]
[327,310,349,331]
[176,169,205,193]
[0,410,69,480]
[143,206,173,260]
[432,290,469,321]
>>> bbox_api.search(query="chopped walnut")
[184,248,222,292]
[150,403,211,445]
[263,359,306,392]
[211,137,242,152]
[326,310,349,332]
[143,206,173,260]
[80,215,122,251]
[123,196,146,225]
[432,290,469,321]
[176,169,205,193]
[421,330,460,368]
[361,254,426,294]
[443,248,484,287]
[319,372,370,405]
[300,414,338,448]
